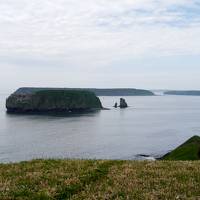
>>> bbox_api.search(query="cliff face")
[6,89,102,113]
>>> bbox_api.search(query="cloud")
[0,1,199,61]
[0,0,200,91]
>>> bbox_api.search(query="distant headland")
[164,90,200,96]
[13,87,155,96]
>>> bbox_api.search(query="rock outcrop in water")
[119,98,128,108]
[6,89,103,113]
[114,102,118,108]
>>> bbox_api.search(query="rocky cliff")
[6,89,103,113]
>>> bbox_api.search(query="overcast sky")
[0,0,200,93]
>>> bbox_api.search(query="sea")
[1,93,200,163]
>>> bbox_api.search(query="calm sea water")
[0,93,200,163]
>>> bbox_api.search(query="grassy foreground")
[0,159,200,200]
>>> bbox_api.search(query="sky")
[0,0,200,93]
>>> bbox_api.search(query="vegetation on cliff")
[0,159,200,199]
[6,89,102,113]
[162,136,200,160]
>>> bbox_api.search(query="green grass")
[1,159,200,199]
[162,135,200,160]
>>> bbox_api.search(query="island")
[6,89,103,114]
[14,87,155,96]
[164,90,200,96]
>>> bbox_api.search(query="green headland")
[162,135,200,160]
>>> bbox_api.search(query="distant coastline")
[14,87,155,96]
[164,90,200,96]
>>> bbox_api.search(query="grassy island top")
[34,90,102,108]
[0,159,200,199]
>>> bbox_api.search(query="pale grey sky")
[0,0,200,93]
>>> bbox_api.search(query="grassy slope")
[1,159,200,199]
[162,136,200,160]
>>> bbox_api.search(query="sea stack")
[114,102,118,108]
[6,88,103,114]
[119,98,128,108]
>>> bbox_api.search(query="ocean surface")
[1,93,200,163]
